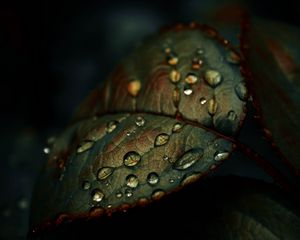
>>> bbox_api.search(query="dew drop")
[214,151,229,161]
[172,122,183,133]
[147,172,159,185]
[77,141,94,154]
[135,116,145,127]
[167,52,179,65]
[180,172,202,186]
[227,110,237,121]
[208,98,218,115]
[126,174,139,188]
[169,70,181,83]
[43,147,50,154]
[200,97,207,105]
[184,73,198,84]
[97,167,114,181]
[151,190,165,201]
[163,155,169,161]
[226,51,241,64]
[196,48,204,55]
[183,87,193,96]
[204,70,222,87]
[154,133,170,147]
[125,188,133,197]
[169,179,175,183]
[235,82,248,101]
[82,181,91,190]
[106,121,118,133]
[116,192,123,198]
[127,80,141,97]
[173,148,204,170]
[192,57,203,70]
[91,189,104,202]
[123,151,141,167]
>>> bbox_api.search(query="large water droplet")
[82,181,91,190]
[77,141,94,154]
[208,98,218,115]
[173,148,204,170]
[169,70,181,83]
[154,133,170,147]
[106,121,118,133]
[127,80,141,97]
[204,70,222,87]
[135,116,145,127]
[97,167,114,181]
[151,190,165,201]
[123,151,141,167]
[125,188,133,197]
[180,173,202,186]
[172,122,183,133]
[126,174,139,188]
[235,82,248,101]
[184,73,198,84]
[91,189,104,202]
[214,151,229,161]
[147,172,159,185]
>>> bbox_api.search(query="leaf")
[241,18,300,175]
[30,23,247,232]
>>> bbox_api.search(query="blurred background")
[1,0,299,239]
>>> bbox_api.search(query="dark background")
[1,0,299,239]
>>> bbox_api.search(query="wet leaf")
[241,18,300,175]
[30,23,247,231]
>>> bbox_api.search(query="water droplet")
[180,173,202,186]
[173,148,204,170]
[169,179,175,183]
[154,133,170,147]
[172,122,183,133]
[183,87,193,96]
[169,70,181,83]
[89,207,105,217]
[226,51,241,64]
[77,141,94,154]
[235,82,248,101]
[43,147,50,154]
[106,121,118,133]
[227,110,237,121]
[208,98,218,115]
[116,192,123,198]
[196,48,204,55]
[82,181,91,190]
[204,70,222,87]
[91,189,104,202]
[127,80,141,97]
[123,151,141,167]
[200,97,207,105]
[167,52,179,65]
[126,174,139,188]
[163,155,169,161]
[126,129,136,137]
[151,190,165,201]
[185,73,198,84]
[147,172,159,185]
[135,116,145,127]
[192,57,203,70]
[214,151,229,161]
[97,167,114,181]
[125,188,133,197]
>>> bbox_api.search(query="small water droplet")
[126,174,139,188]
[43,147,50,154]
[167,52,179,65]
[227,110,237,121]
[172,122,183,133]
[169,70,181,83]
[214,151,229,161]
[91,189,104,202]
[181,173,202,186]
[116,192,123,198]
[163,155,169,161]
[151,190,165,201]
[106,121,118,133]
[107,204,112,209]
[226,51,241,64]
[82,181,91,190]
[200,97,207,105]
[204,70,222,87]
[196,48,204,55]
[208,98,218,115]
[135,116,145,127]
[127,80,141,97]
[125,188,133,197]
[147,172,159,185]
[185,73,198,85]
[154,133,170,147]
[97,167,114,180]
[235,82,248,101]
[77,141,94,154]
[126,129,136,136]
[191,57,203,70]
[169,179,175,183]
[173,148,204,170]
[183,87,193,96]
[123,151,141,167]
